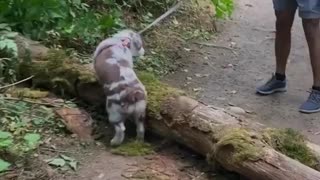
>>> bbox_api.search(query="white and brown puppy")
[93,29,146,146]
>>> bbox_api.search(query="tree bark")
[14,36,320,180]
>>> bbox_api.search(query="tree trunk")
[14,37,320,180]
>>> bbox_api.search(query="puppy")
[93,29,147,146]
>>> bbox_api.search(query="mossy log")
[16,38,320,180]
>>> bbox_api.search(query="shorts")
[273,0,320,19]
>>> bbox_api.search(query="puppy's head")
[113,29,145,57]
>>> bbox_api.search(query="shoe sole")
[256,87,287,95]
[299,108,320,114]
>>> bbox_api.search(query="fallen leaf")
[68,161,78,171]
[172,18,179,25]
[0,159,11,172]
[23,133,41,149]
[193,88,202,92]
[60,154,75,162]
[48,158,66,167]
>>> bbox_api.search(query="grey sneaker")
[256,74,287,95]
[299,89,320,113]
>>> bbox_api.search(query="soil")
[9,0,320,179]
[166,0,320,145]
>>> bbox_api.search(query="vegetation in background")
[0,23,19,83]
[212,0,234,19]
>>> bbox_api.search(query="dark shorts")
[273,0,320,19]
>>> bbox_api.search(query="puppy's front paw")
[110,138,122,147]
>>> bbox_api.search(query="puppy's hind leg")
[108,108,126,146]
[134,102,146,142]
[110,121,125,146]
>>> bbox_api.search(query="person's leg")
[302,19,320,87]
[298,0,320,113]
[256,0,297,95]
[275,10,297,76]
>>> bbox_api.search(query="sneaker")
[299,89,320,113]
[256,74,287,95]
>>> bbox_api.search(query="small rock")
[195,73,202,77]
[193,88,202,92]
[229,90,237,94]
[230,42,236,48]
[216,97,226,101]
[186,77,192,80]
[183,69,189,72]
[228,106,246,115]
[227,63,234,68]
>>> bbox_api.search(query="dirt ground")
[166,0,320,145]
[44,0,320,179]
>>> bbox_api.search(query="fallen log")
[14,39,320,180]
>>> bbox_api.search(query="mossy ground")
[110,140,154,156]
[263,128,318,169]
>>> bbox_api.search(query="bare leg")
[275,10,296,75]
[256,10,296,95]
[302,19,320,87]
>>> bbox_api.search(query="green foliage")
[0,23,19,83]
[212,0,234,19]
[46,154,78,171]
[0,0,125,51]
[0,159,11,172]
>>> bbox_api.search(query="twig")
[194,42,237,55]
[3,97,60,107]
[260,37,275,44]
[139,1,183,34]
[0,76,34,90]
[40,147,71,153]
[252,27,275,33]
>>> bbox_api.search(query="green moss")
[18,49,96,96]
[213,128,263,164]
[6,88,49,98]
[137,71,184,118]
[263,128,318,168]
[110,140,154,156]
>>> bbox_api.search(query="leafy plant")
[212,0,234,19]
[0,159,11,172]
[46,154,78,171]
[0,23,18,83]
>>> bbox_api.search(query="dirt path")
[166,0,320,144]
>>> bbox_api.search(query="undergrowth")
[0,95,66,172]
